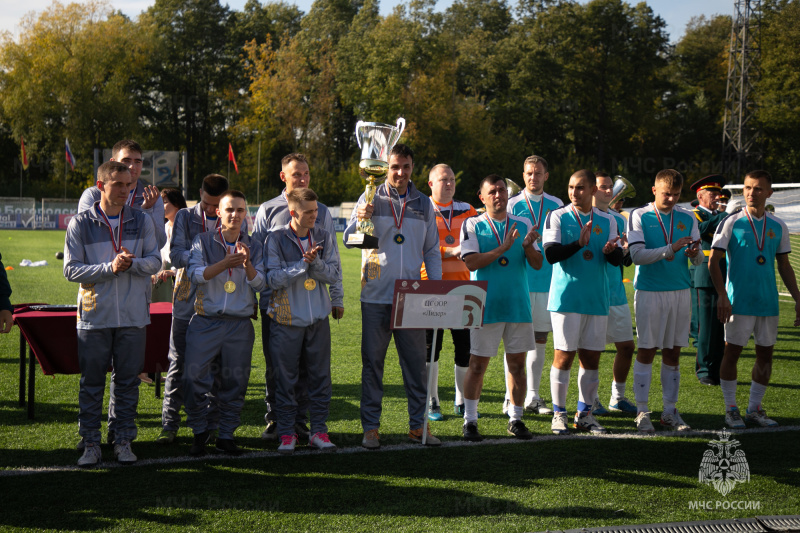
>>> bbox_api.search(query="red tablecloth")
[13,302,172,375]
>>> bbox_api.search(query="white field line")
[2,424,799,477]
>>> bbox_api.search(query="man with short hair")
[421,163,478,420]
[64,161,161,466]
[183,190,264,456]
[689,175,729,386]
[252,153,344,442]
[460,174,543,441]
[593,172,636,413]
[503,155,563,416]
[710,170,800,429]
[78,140,166,248]
[343,144,443,449]
[267,188,340,454]
[543,170,622,436]
[628,169,702,433]
[157,174,234,444]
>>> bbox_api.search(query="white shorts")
[471,322,535,357]
[634,289,691,350]
[551,312,608,352]
[606,304,634,344]
[530,292,553,332]
[724,315,779,347]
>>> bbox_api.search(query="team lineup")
[63,140,800,467]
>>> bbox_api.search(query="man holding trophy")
[343,120,442,449]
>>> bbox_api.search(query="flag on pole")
[228,143,239,174]
[65,139,76,170]
[20,136,29,170]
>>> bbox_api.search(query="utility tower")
[722,0,762,179]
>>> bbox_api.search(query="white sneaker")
[725,407,746,429]
[635,411,655,433]
[746,407,778,427]
[278,434,298,455]
[551,412,570,435]
[77,442,102,467]
[574,411,607,434]
[660,409,691,431]
[309,432,337,452]
[524,398,553,415]
[113,440,137,464]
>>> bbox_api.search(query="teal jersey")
[628,204,699,291]
[606,209,628,307]
[543,206,618,316]
[508,191,563,293]
[460,213,534,324]
[712,210,791,317]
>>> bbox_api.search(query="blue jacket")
[170,204,249,321]
[188,230,265,319]
[343,182,442,304]
[266,224,340,328]
[64,203,161,329]
[78,180,167,249]
[252,192,343,309]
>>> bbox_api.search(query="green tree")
[0,0,152,196]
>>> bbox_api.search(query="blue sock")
[577,400,591,413]
[553,404,567,412]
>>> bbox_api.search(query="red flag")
[228,143,239,174]
[20,136,29,170]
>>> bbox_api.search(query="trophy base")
[347,233,380,249]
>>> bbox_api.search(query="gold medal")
[224,280,236,293]
[304,278,317,291]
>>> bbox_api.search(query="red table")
[12,302,173,419]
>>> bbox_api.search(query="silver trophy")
[346,117,406,249]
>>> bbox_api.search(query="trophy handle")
[395,118,405,137]
[355,121,365,148]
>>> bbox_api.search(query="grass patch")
[0,229,799,531]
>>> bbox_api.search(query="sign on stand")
[391,280,488,444]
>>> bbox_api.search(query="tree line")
[1,0,798,207]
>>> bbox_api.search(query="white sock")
[633,360,652,412]
[503,353,510,402]
[720,379,738,409]
[464,398,479,423]
[426,361,439,404]
[509,404,523,422]
[748,381,768,412]
[577,367,599,411]
[454,365,467,405]
[661,363,680,414]
[525,343,547,403]
[550,366,570,411]
[610,380,625,403]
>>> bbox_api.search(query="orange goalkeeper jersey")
[421,198,478,281]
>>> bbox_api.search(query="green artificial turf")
[0,229,798,532]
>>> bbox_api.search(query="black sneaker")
[106,430,115,446]
[507,420,533,440]
[294,422,310,439]
[214,438,244,456]
[462,422,483,442]
[190,431,209,456]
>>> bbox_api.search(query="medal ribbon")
[524,192,545,230]
[95,205,124,254]
[484,213,509,247]
[290,226,314,255]
[389,192,408,231]
[432,200,453,233]
[744,208,767,252]
[218,228,240,278]
[569,205,593,237]
[651,203,674,246]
